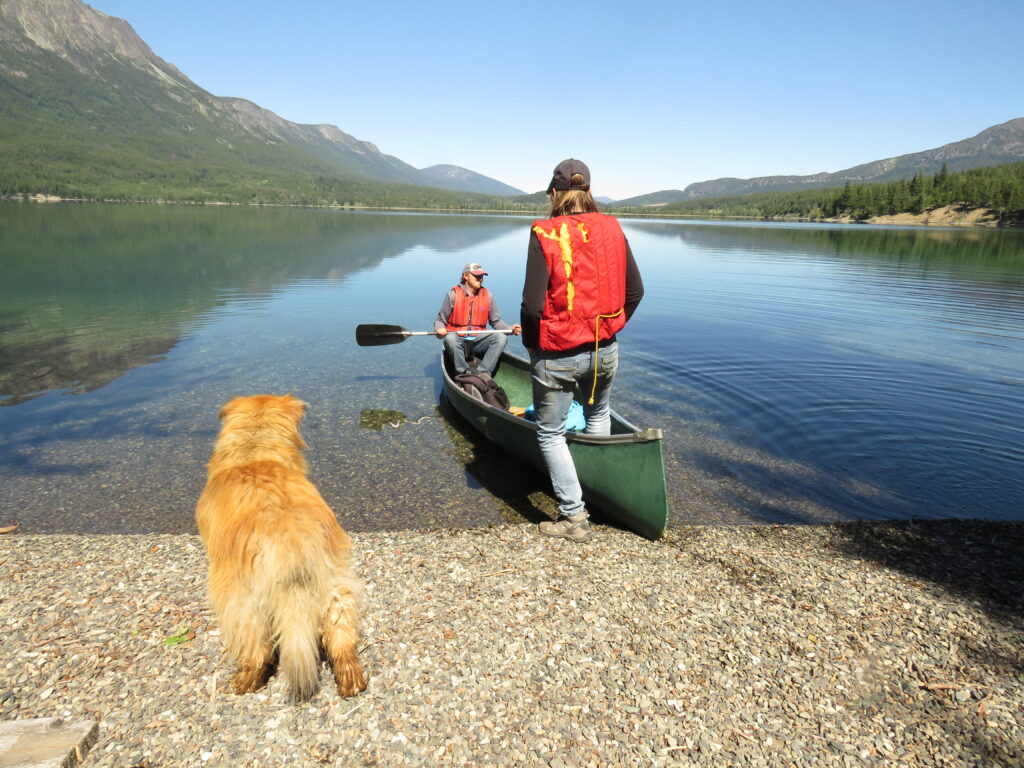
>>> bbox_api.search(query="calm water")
[2,204,1023,533]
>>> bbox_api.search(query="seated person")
[435,262,520,375]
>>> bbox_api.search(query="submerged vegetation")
[610,162,1024,225]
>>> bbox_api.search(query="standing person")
[436,262,521,375]
[521,159,644,542]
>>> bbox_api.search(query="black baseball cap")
[546,158,591,194]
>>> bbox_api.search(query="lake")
[2,203,1023,533]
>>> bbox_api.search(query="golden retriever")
[196,394,366,700]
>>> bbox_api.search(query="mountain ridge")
[4,0,1021,208]
[614,118,1024,207]
[0,0,524,201]
[418,164,525,197]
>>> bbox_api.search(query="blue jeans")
[530,343,619,519]
[444,332,507,375]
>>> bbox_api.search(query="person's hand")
[435,329,447,338]
[511,324,522,336]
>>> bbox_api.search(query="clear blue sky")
[88,0,1022,200]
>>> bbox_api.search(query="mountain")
[614,118,1024,206]
[610,190,691,207]
[0,0,520,203]
[419,165,524,196]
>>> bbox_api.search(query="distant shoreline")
[3,194,1019,229]
[612,204,1016,229]
[0,194,543,217]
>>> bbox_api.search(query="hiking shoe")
[538,516,592,542]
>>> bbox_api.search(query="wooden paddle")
[356,324,514,347]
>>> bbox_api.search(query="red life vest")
[445,285,491,332]
[530,212,628,351]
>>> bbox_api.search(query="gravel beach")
[2,521,1022,767]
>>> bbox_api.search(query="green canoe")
[440,351,669,540]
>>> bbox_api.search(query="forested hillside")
[614,118,1024,206]
[611,162,1024,225]
[0,0,537,209]
[0,132,537,211]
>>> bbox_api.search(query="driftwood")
[0,717,98,767]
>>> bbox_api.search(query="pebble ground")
[2,521,1022,767]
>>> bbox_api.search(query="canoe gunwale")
[440,352,663,446]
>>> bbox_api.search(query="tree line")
[610,161,1024,225]
[0,140,546,212]
[0,110,549,212]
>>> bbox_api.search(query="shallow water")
[2,204,1023,532]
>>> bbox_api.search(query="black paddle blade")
[355,324,410,347]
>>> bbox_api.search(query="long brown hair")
[549,172,600,217]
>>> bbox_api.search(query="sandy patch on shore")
[865,206,1000,228]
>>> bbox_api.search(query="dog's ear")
[282,394,309,417]
[218,400,234,420]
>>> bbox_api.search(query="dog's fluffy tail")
[258,536,329,704]
[269,567,323,701]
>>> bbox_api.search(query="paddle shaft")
[410,330,512,337]
[356,323,516,346]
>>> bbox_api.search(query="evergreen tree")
[609,161,1024,224]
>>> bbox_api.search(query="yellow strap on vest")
[532,222,575,312]
[588,308,624,405]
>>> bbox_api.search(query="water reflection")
[2,206,1023,532]
[619,218,1024,525]
[0,205,524,403]
[627,218,1024,272]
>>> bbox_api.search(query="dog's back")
[197,395,365,700]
